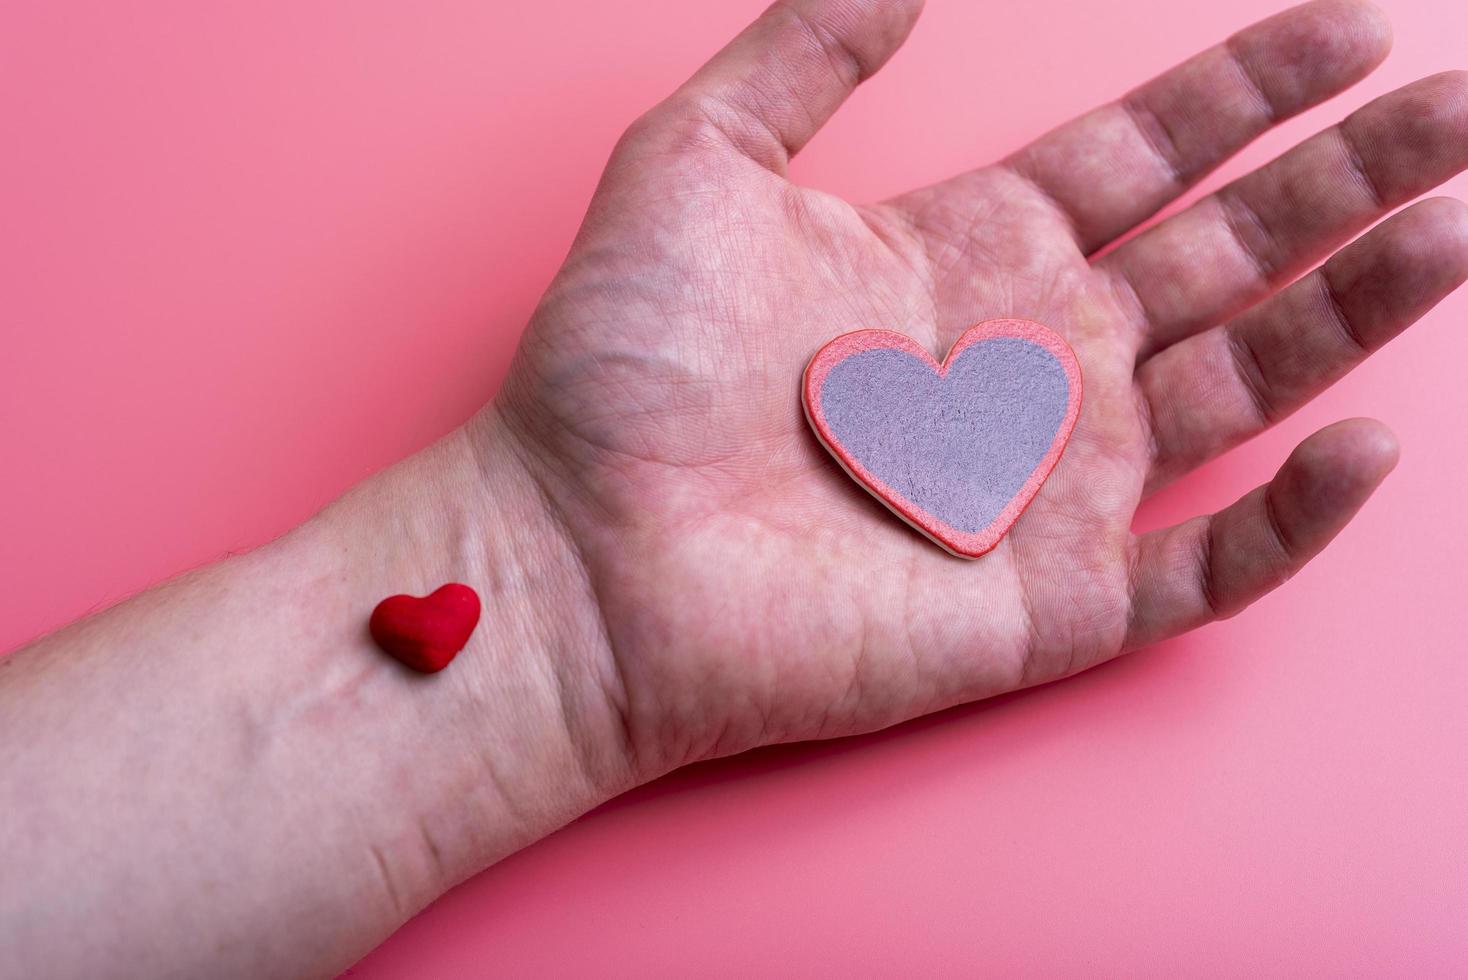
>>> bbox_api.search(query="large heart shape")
[803,319,1082,558]
[369,583,481,673]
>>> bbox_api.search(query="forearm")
[0,412,632,979]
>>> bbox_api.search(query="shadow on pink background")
[3,0,1465,974]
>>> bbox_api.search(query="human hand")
[7,4,1466,975]
[481,0,1468,784]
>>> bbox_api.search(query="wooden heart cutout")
[803,318,1083,559]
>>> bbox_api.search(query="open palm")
[492,0,1468,779]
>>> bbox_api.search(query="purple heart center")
[818,337,1073,533]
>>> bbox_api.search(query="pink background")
[3,0,1465,974]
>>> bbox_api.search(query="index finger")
[1002,0,1391,253]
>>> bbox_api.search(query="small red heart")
[369,583,481,673]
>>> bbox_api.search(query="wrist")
[452,405,640,849]
[0,409,638,976]
[294,407,636,901]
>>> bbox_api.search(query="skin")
[2,0,1466,976]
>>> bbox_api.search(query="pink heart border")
[802,318,1084,559]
